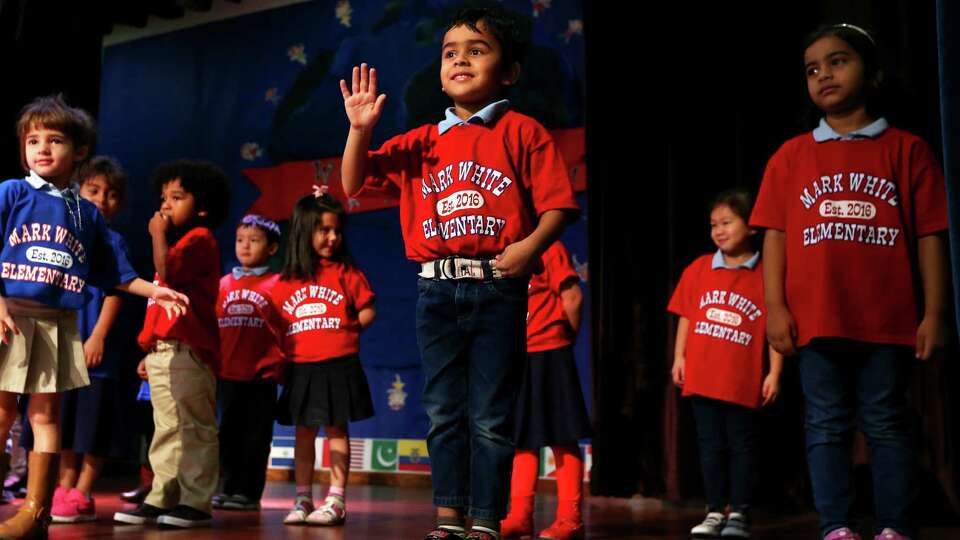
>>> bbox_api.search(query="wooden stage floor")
[2,480,957,539]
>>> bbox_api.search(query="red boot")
[539,446,584,540]
[500,450,538,538]
[538,499,583,539]
[500,495,534,538]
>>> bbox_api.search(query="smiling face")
[440,20,518,114]
[311,211,342,259]
[710,204,753,256]
[22,125,87,188]
[804,35,868,114]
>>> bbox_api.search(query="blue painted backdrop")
[98,0,587,441]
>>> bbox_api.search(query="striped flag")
[398,439,430,472]
[350,438,371,471]
[269,436,295,469]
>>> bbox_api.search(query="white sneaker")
[305,495,346,526]
[283,497,314,525]
[691,512,726,538]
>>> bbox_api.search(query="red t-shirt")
[750,127,948,347]
[216,272,284,382]
[360,110,580,262]
[668,254,767,409]
[527,241,580,353]
[265,260,375,363]
[138,227,221,369]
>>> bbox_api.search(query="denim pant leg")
[466,278,528,520]
[799,342,857,538]
[691,397,729,512]
[417,279,470,509]
[856,345,915,537]
[725,400,758,513]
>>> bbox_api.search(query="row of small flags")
[269,438,592,480]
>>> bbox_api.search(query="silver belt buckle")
[455,259,482,280]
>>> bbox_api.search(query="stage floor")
[2,481,957,539]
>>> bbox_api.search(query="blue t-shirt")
[0,178,138,308]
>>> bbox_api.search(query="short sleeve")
[667,261,697,318]
[343,265,375,312]
[165,228,219,287]
[261,279,290,344]
[544,243,579,294]
[0,181,24,297]
[359,128,428,198]
[750,143,791,231]
[908,138,948,236]
[89,221,138,289]
[523,123,580,217]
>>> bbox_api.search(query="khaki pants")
[144,340,218,513]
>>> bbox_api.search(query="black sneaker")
[465,531,500,540]
[156,505,212,528]
[119,484,151,505]
[221,494,260,511]
[113,503,168,524]
[424,528,467,540]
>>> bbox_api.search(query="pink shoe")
[873,529,911,540]
[51,487,96,523]
[825,528,862,540]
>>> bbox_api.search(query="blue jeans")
[416,277,528,520]
[690,396,757,514]
[798,339,915,538]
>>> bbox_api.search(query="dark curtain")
[0,1,104,178]
[587,0,960,521]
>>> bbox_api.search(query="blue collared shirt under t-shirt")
[711,249,760,270]
[437,99,511,135]
[812,117,889,143]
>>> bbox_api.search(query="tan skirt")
[0,299,88,394]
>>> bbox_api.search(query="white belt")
[419,257,503,280]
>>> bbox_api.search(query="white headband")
[835,23,875,45]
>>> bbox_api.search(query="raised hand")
[341,63,387,131]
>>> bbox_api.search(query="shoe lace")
[704,514,725,526]
[293,498,314,514]
[318,496,345,518]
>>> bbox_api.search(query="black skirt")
[277,355,375,428]
[513,346,592,449]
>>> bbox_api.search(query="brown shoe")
[0,452,58,540]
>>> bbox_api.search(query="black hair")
[802,23,883,117]
[446,3,530,69]
[78,155,127,204]
[710,189,754,223]
[281,193,351,281]
[151,160,230,229]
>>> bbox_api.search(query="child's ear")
[501,62,521,87]
[198,210,208,218]
[268,243,279,256]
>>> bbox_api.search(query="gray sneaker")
[221,494,260,510]
[720,512,750,538]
